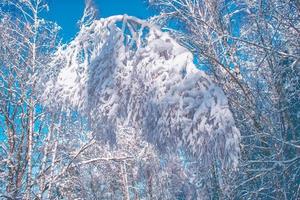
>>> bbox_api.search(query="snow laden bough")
[43,15,240,170]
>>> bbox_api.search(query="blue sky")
[45,0,153,41]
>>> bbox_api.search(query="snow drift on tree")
[43,15,240,169]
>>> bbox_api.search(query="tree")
[44,14,241,199]
[0,1,95,199]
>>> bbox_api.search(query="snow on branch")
[44,15,240,170]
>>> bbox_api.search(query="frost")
[44,15,240,169]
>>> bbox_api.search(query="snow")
[44,15,240,169]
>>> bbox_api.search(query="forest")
[0,0,299,199]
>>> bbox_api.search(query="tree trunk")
[121,161,130,200]
[25,100,34,200]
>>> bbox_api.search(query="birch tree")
[0,0,57,198]
[0,1,95,199]
[43,14,241,198]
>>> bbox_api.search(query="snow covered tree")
[0,1,95,199]
[0,0,58,198]
[43,14,241,198]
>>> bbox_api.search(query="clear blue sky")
[45,0,153,41]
